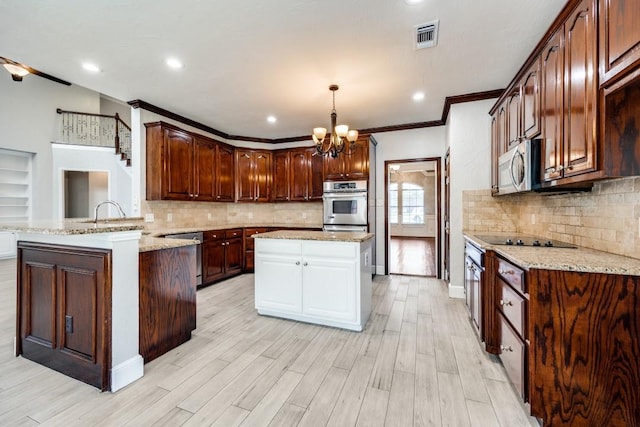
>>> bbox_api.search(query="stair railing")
[56,108,132,166]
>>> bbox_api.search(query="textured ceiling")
[0,0,566,139]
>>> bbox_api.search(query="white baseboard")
[448,284,465,299]
[110,354,144,392]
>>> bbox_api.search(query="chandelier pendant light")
[312,85,359,158]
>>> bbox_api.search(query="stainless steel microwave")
[496,139,541,195]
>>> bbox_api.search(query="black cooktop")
[475,235,576,248]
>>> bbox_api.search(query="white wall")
[446,99,496,298]
[370,127,447,275]
[52,144,133,219]
[0,74,101,219]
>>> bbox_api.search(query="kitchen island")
[253,230,374,331]
[0,220,196,392]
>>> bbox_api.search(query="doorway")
[64,170,109,218]
[384,158,441,277]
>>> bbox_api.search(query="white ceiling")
[0,0,566,140]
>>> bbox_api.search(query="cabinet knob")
[296,261,300,265]
[500,345,514,353]
[500,299,513,307]
[303,262,308,266]
[498,269,515,275]
[217,195,221,199]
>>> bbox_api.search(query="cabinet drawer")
[203,230,223,241]
[225,228,243,239]
[497,258,525,293]
[499,314,527,401]
[245,228,268,251]
[497,279,526,338]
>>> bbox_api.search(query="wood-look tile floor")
[0,258,538,426]
[389,237,436,277]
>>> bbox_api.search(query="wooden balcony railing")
[56,108,132,166]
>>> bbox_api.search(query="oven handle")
[323,192,367,199]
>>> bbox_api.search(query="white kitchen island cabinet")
[254,230,374,331]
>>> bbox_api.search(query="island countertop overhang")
[253,230,373,243]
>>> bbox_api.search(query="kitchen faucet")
[94,200,127,223]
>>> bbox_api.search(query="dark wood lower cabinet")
[202,228,243,285]
[16,242,112,391]
[138,245,196,363]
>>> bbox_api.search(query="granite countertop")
[465,233,640,276]
[0,220,145,235]
[254,230,374,243]
[138,236,199,253]
[148,223,321,237]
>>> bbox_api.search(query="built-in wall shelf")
[0,149,32,224]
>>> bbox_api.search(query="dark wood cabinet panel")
[541,30,565,181]
[163,128,194,200]
[17,243,111,391]
[235,149,272,202]
[599,0,640,85]
[323,138,370,181]
[194,137,216,201]
[521,57,541,139]
[290,150,310,201]
[273,151,290,201]
[139,245,196,363]
[506,88,522,148]
[490,115,500,193]
[244,227,268,273]
[217,145,235,202]
[202,228,244,285]
[529,269,640,426]
[226,238,244,275]
[202,239,226,283]
[563,0,598,178]
[309,148,324,200]
[146,122,236,202]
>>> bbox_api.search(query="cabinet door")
[163,128,193,200]
[17,244,111,391]
[343,138,369,179]
[255,254,302,314]
[506,88,522,148]
[202,239,226,283]
[235,150,254,202]
[563,0,597,177]
[194,137,216,201]
[273,150,290,202]
[225,237,244,275]
[302,257,357,322]
[254,151,272,202]
[471,265,481,336]
[217,144,235,202]
[290,149,310,201]
[521,57,541,139]
[464,258,473,314]
[541,30,565,181]
[323,152,345,180]
[308,148,324,200]
[497,105,508,154]
[490,114,500,192]
[599,0,640,85]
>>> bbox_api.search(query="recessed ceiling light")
[404,0,424,4]
[82,62,101,73]
[267,115,277,124]
[165,58,183,69]
[413,91,425,101]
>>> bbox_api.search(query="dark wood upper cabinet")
[235,149,272,202]
[541,30,565,181]
[563,0,598,178]
[521,57,541,139]
[506,88,522,148]
[599,0,640,86]
[323,138,370,181]
[272,150,290,201]
[146,122,236,202]
[273,147,323,202]
[290,149,310,201]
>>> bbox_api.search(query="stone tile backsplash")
[141,200,323,231]
[463,176,640,259]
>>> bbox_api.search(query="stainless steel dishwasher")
[164,231,203,286]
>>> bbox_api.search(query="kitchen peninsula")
[1,220,198,392]
[253,230,374,331]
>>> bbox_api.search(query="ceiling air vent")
[414,20,439,49]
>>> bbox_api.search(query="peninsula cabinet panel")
[16,242,111,391]
[562,0,598,179]
[599,0,640,85]
[528,269,640,427]
[139,245,196,363]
